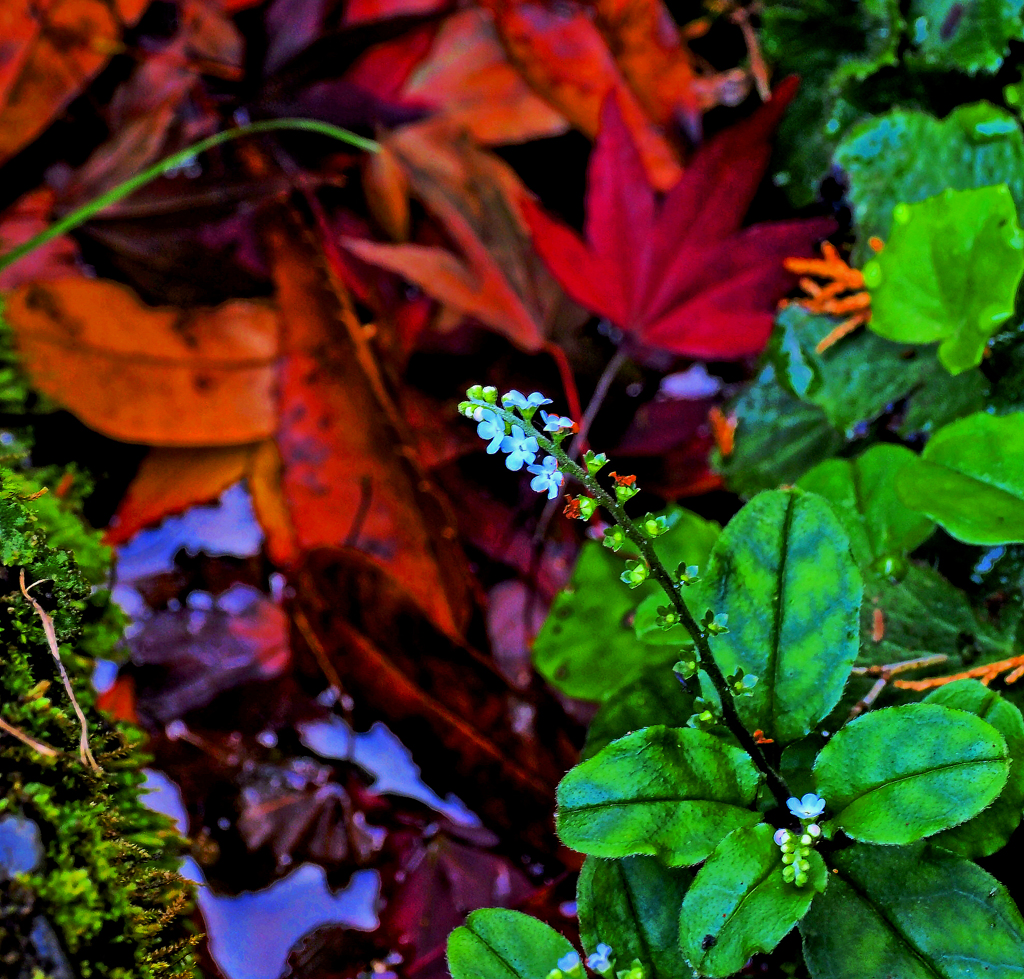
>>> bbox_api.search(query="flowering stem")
[0,118,379,276]
[475,401,791,806]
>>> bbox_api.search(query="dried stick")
[0,715,58,756]
[20,570,100,771]
[894,653,1024,691]
[848,654,949,719]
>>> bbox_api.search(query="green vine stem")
[468,399,793,807]
[0,118,380,275]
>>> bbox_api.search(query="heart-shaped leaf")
[699,489,862,743]
[813,703,1009,844]
[863,185,1024,374]
[896,411,1024,545]
[681,824,826,978]
[557,726,761,866]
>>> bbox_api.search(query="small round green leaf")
[924,680,1024,857]
[448,909,575,979]
[864,185,1024,374]
[699,489,862,744]
[797,445,935,570]
[897,411,1024,545]
[800,843,1024,979]
[557,727,761,866]
[681,824,826,978]
[813,703,1009,844]
[578,857,693,979]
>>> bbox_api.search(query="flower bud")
[807,824,821,838]
[782,853,795,865]
[481,386,498,403]
[798,860,810,872]
[466,384,485,401]
[800,834,812,846]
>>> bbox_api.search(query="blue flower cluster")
[473,390,570,500]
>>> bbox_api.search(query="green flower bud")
[807,823,821,838]
[481,385,498,403]
[782,853,795,865]
[800,834,812,846]
[584,450,609,475]
[466,384,485,401]
[798,860,810,872]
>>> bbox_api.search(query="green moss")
[0,467,199,979]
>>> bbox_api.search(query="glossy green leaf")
[924,680,1024,857]
[578,856,693,979]
[897,411,1024,544]
[680,824,826,978]
[533,509,718,700]
[448,909,574,979]
[813,703,1009,844]
[864,186,1024,374]
[800,843,1024,979]
[714,363,843,496]
[836,102,1024,263]
[699,489,862,743]
[798,445,935,570]
[556,726,761,866]
[906,0,1024,74]
[581,656,694,761]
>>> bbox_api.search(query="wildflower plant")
[449,387,1024,979]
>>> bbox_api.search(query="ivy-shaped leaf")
[578,856,693,979]
[556,726,762,866]
[448,909,574,979]
[864,185,1024,374]
[699,489,862,744]
[897,411,1024,544]
[905,0,1024,74]
[836,102,1024,262]
[800,843,1024,979]
[680,824,826,978]
[923,680,1024,857]
[798,445,935,572]
[812,703,1009,844]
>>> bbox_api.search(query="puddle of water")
[297,715,479,827]
[142,770,380,979]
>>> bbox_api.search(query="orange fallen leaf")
[4,279,279,446]
[266,214,473,638]
[484,0,683,189]
[872,607,885,643]
[400,7,568,145]
[105,444,255,546]
[345,122,563,351]
[0,0,148,166]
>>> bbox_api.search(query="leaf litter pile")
[6,0,1024,977]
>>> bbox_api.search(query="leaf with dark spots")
[289,548,583,850]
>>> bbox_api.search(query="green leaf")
[578,856,693,979]
[556,726,761,866]
[714,363,844,496]
[897,411,1024,544]
[680,824,826,978]
[448,909,574,979]
[923,680,1024,857]
[836,102,1024,263]
[906,0,1024,74]
[798,445,935,571]
[699,489,862,743]
[863,186,1024,374]
[533,509,718,700]
[812,703,1009,844]
[581,657,694,762]
[800,843,1024,979]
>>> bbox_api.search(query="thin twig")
[848,654,949,719]
[0,715,58,756]
[473,401,792,806]
[20,570,100,771]
[894,652,1024,691]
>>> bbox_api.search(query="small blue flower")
[476,409,506,454]
[540,410,575,432]
[501,425,539,470]
[528,455,565,499]
[787,793,826,820]
[586,944,614,975]
[502,389,553,411]
[558,952,582,975]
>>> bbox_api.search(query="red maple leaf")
[520,76,836,360]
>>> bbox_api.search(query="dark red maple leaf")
[520,77,836,360]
